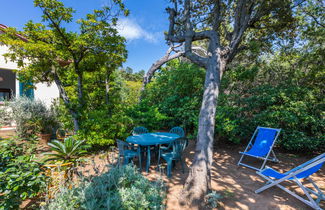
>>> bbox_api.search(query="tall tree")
[0,0,128,131]
[165,0,296,206]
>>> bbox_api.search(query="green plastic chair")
[158,137,188,177]
[116,139,141,170]
[132,126,149,135]
[169,126,185,137]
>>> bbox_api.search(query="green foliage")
[216,52,324,152]
[46,165,165,210]
[77,108,133,147]
[51,68,135,147]
[0,108,7,128]
[212,1,325,152]
[0,139,47,209]
[205,191,223,209]
[5,97,57,137]
[120,67,145,82]
[128,104,169,131]
[139,48,323,152]
[76,69,135,147]
[0,0,128,132]
[45,137,88,163]
[135,60,205,133]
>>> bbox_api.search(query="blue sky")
[0,0,170,72]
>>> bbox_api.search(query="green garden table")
[126,132,180,172]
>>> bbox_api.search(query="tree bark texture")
[181,59,224,207]
[141,44,184,91]
[165,0,260,207]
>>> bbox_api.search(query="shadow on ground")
[144,140,324,210]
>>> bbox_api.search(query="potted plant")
[35,113,57,145]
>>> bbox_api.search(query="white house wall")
[0,45,18,70]
[0,44,59,106]
[34,83,59,107]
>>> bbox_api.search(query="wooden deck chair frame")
[238,126,281,171]
[255,154,325,210]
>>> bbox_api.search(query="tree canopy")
[0,0,128,131]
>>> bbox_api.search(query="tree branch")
[142,45,185,87]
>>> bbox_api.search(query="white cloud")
[116,18,158,43]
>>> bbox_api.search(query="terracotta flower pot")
[38,133,51,145]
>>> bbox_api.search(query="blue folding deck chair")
[238,127,281,171]
[255,153,325,210]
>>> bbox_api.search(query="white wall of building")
[34,82,59,107]
[0,45,18,70]
[0,45,60,106]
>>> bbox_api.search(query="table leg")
[146,146,151,173]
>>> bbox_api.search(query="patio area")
[62,138,325,210]
[141,140,325,210]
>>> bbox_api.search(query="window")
[0,88,11,101]
[19,82,34,99]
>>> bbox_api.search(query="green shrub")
[46,165,165,210]
[135,60,204,133]
[127,103,169,131]
[45,137,88,164]
[0,108,6,128]
[216,81,325,152]
[77,108,133,147]
[6,97,57,137]
[0,139,47,209]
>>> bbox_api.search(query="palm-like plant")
[45,137,87,163]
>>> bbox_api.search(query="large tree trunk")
[181,56,224,208]
[53,69,80,132]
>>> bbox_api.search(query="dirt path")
[144,140,324,210]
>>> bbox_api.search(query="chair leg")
[266,150,279,162]
[294,177,320,209]
[260,158,268,171]
[237,153,245,166]
[256,174,321,210]
[180,157,185,173]
[157,147,161,168]
[118,156,122,167]
[146,146,151,172]
[307,178,325,204]
[138,147,142,171]
[167,160,172,178]
[124,156,130,165]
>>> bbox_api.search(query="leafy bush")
[139,57,324,152]
[0,104,13,128]
[45,137,88,164]
[0,139,47,209]
[0,108,5,127]
[215,83,325,152]
[134,60,204,133]
[51,69,137,147]
[46,165,165,210]
[77,108,133,147]
[6,97,57,137]
[205,191,223,208]
[128,103,169,131]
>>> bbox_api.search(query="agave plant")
[45,137,88,163]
